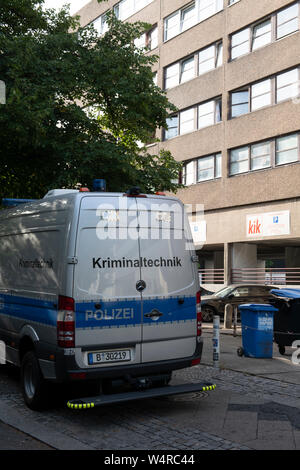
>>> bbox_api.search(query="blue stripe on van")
[75,296,196,329]
[143,296,196,325]
[0,293,57,326]
[0,294,196,329]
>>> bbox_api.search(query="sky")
[43,0,91,15]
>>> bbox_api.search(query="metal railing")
[231,268,300,285]
[198,268,225,284]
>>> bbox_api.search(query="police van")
[0,182,214,410]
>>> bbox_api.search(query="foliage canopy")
[0,0,181,198]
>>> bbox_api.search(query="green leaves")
[0,0,180,199]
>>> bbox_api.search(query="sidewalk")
[0,420,53,450]
[201,323,300,384]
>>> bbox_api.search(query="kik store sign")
[247,211,290,238]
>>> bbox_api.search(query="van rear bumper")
[54,338,203,383]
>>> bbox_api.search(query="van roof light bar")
[124,187,146,198]
[1,198,38,207]
[93,179,106,192]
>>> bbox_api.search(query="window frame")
[230,66,300,119]
[164,0,224,43]
[230,2,300,61]
[197,153,222,182]
[182,152,222,185]
[276,1,300,40]
[229,133,300,177]
[198,97,222,129]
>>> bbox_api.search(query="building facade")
[76,0,300,288]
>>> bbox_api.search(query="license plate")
[88,349,131,365]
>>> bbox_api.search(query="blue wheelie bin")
[238,304,278,358]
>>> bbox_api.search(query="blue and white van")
[0,184,209,410]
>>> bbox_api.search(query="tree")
[0,0,181,199]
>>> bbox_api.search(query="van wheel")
[21,351,49,411]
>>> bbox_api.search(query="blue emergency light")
[1,198,38,207]
[93,179,106,192]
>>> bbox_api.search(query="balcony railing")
[198,269,225,284]
[231,268,300,285]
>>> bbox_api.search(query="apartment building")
[76,0,300,288]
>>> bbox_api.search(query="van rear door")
[73,195,142,367]
[136,197,199,363]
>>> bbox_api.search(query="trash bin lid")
[239,303,278,312]
[271,288,300,299]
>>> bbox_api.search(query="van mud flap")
[67,382,216,409]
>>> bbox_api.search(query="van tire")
[21,351,49,411]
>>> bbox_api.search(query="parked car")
[201,284,275,322]
[200,286,214,296]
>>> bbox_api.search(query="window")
[230,133,300,176]
[251,79,271,111]
[231,28,250,59]
[230,146,249,175]
[164,56,195,89]
[164,0,224,42]
[231,89,249,117]
[181,3,197,31]
[181,57,195,83]
[252,19,272,50]
[198,0,223,22]
[164,10,181,41]
[164,40,222,90]
[198,98,222,129]
[185,160,196,185]
[183,153,221,185]
[250,141,271,170]
[93,1,154,34]
[198,41,223,75]
[165,63,180,89]
[165,115,179,140]
[276,68,300,103]
[197,153,222,181]
[233,287,249,296]
[277,2,299,39]
[276,133,298,165]
[116,0,153,21]
[135,25,158,50]
[92,13,109,35]
[231,67,300,118]
[249,286,272,295]
[180,108,195,134]
[147,26,158,49]
[164,98,221,140]
[231,2,300,60]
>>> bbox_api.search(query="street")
[0,328,300,451]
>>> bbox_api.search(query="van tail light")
[196,290,202,337]
[57,295,75,348]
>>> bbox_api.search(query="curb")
[0,398,94,450]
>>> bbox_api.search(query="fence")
[198,268,225,285]
[231,268,300,285]
[199,268,300,286]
